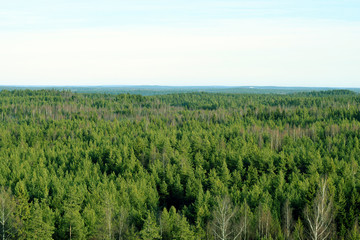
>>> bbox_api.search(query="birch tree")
[211,196,245,240]
[305,178,334,240]
[237,200,252,240]
[102,193,115,240]
[257,203,273,239]
[283,199,293,239]
[0,188,19,240]
[114,206,128,240]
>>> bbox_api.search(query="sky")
[1,0,360,87]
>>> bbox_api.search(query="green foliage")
[0,89,359,239]
[140,212,160,240]
[292,219,304,240]
[160,207,194,240]
[26,199,55,239]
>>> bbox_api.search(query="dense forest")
[1,89,360,239]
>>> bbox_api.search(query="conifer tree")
[140,213,160,240]
[26,200,54,240]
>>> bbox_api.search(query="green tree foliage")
[60,186,86,239]
[140,212,160,240]
[160,207,194,240]
[0,89,359,238]
[26,200,54,239]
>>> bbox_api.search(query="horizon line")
[1,85,360,89]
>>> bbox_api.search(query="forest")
[0,89,360,239]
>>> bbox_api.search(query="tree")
[61,186,86,240]
[103,196,114,240]
[140,212,160,240]
[257,203,273,239]
[238,199,252,240]
[14,181,30,239]
[293,219,304,240]
[114,206,128,240]
[26,199,55,240]
[304,178,334,240]
[211,196,239,240]
[173,214,195,240]
[159,208,171,239]
[283,199,293,239]
[82,205,97,239]
[0,187,20,240]
[348,220,360,240]
[159,206,194,240]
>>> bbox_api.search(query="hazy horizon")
[1,85,359,89]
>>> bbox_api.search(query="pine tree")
[14,182,30,239]
[293,219,304,240]
[61,186,86,239]
[140,212,160,240]
[26,200,55,240]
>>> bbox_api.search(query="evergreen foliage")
[0,89,359,239]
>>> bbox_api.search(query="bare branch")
[304,178,334,240]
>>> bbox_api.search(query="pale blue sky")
[1,0,360,87]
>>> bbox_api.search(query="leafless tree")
[0,188,18,240]
[114,206,128,240]
[211,196,240,240]
[304,178,334,240]
[257,203,273,239]
[104,197,114,240]
[96,192,116,240]
[236,200,251,240]
[283,199,293,239]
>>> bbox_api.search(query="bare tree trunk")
[107,206,112,240]
[234,199,250,240]
[211,196,237,240]
[102,195,114,240]
[305,178,333,240]
[283,199,293,239]
[2,201,4,240]
[244,204,247,240]
[116,207,128,240]
[257,203,273,239]
[0,188,16,240]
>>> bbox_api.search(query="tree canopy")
[0,89,359,239]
